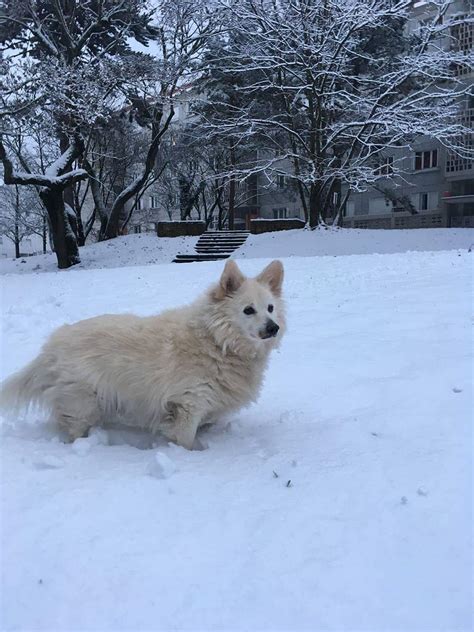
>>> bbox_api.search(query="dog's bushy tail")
[0,354,51,415]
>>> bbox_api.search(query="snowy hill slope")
[1,227,473,275]
[237,226,474,259]
[1,251,472,631]
[0,233,199,275]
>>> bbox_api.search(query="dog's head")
[208,259,285,353]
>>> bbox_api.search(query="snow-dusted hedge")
[250,218,305,234]
[157,221,206,238]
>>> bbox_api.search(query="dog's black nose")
[266,320,279,337]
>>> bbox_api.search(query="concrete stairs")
[173,231,249,263]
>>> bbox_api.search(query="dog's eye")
[268,304,274,313]
[243,306,256,315]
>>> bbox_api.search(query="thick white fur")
[0,260,285,449]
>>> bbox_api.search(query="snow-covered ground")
[1,227,473,275]
[0,233,199,275]
[238,226,474,259]
[1,232,472,631]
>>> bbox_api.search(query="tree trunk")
[297,181,309,224]
[217,198,224,230]
[14,185,21,258]
[333,190,349,228]
[179,176,191,221]
[42,214,47,253]
[202,189,208,225]
[228,178,235,231]
[228,148,236,231]
[205,197,220,228]
[40,187,80,269]
[99,215,108,240]
[60,133,75,217]
[76,217,86,246]
[102,198,127,239]
[73,187,86,246]
[82,158,109,241]
[309,185,322,228]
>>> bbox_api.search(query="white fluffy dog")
[1,260,285,449]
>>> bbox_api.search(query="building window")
[273,207,287,219]
[446,103,473,172]
[345,200,355,217]
[375,156,394,176]
[150,195,160,208]
[166,192,178,206]
[276,174,286,189]
[135,198,143,211]
[368,197,392,215]
[414,150,438,171]
[446,132,473,173]
[451,16,473,76]
[420,192,428,211]
[411,191,439,211]
[452,16,473,53]
[446,148,473,173]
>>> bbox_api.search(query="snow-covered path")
[1,250,472,631]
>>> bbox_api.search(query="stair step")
[195,250,236,255]
[195,246,238,252]
[198,239,247,242]
[173,230,249,263]
[198,235,248,239]
[196,242,239,246]
[173,253,231,262]
[195,244,243,249]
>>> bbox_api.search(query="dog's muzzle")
[261,319,280,339]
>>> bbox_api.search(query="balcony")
[445,108,473,176]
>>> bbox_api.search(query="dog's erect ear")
[256,260,284,296]
[213,260,245,299]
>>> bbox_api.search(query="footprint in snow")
[33,455,66,470]
[147,451,177,480]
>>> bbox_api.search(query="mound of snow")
[235,226,474,259]
[0,233,198,275]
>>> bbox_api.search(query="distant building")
[231,163,305,230]
[343,0,473,229]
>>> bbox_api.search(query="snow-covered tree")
[190,32,270,229]
[88,1,225,240]
[0,0,160,267]
[203,0,473,226]
[0,184,44,258]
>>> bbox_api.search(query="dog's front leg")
[172,404,202,450]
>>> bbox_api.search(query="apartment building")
[344,0,473,229]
